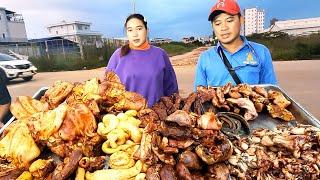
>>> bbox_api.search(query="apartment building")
[0,7,28,42]
[47,21,102,45]
[243,8,265,36]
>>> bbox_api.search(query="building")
[0,7,28,43]
[47,21,102,45]
[182,37,195,44]
[150,38,172,44]
[266,17,320,36]
[243,8,265,36]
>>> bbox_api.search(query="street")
[7,60,320,119]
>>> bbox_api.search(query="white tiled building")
[266,17,320,36]
[0,7,27,42]
[47,21,102,45]
[243,8,265,36]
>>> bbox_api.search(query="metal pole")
[132,0,136,13]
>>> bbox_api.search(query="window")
[77,25,83,30]
[2,33,5,38]
[56,31,58,35]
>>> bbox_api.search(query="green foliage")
[247,32,320,61]
[156,42,200,57]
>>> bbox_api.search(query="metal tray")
[1,85,319,134]
[249,84,320,130]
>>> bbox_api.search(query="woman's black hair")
[120,14,148,57]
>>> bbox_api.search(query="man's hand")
[0,121,4,129]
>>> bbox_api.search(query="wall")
[7,21,27,42]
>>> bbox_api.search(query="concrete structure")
[47,21,102,45]
[182,37,195,44]
[150,38,172,44]
[0,7,27,42]
[243,8,265,36]
[266,17,320,36]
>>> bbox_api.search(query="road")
[7,60,320,119]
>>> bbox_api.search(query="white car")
[0,53,37,82]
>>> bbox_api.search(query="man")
[0,74,11,128]
[194,0,277,88]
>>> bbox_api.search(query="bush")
[247,32,320,60]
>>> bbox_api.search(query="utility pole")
[132,0,136,13]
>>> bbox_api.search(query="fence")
[0,38,81,60]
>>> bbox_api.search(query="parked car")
[0,53,37,82]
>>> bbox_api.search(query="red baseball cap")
[208,0,241,21]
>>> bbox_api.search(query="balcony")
[6,13,24,23]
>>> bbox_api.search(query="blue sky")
[1,0,320,40]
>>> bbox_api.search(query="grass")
[156,42,200,57]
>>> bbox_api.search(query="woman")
[106,14,178,107]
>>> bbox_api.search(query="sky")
[1,0,320,41]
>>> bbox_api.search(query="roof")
[47,21,92,28]
[0,7,16,14]
[28,36,70,43]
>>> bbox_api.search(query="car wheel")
[0,70,9,84]
[23,76,33,81]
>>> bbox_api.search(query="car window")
[0,54,17,61]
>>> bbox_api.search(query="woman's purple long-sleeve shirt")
[106,45,178,107]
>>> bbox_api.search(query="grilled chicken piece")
[226,98,258,121]
[41,81,74,109]
[207,163,230,180]
[168,139,194,149]
[238,84,253,97]
[182,92,197,112]
[178,150,201,170]
[79,156,106,172]
[158,121,193,139]
[137,108,159,128]
[228,86,242,99]
[166,110,195,127]
[216,87,225,104]
[222,82,232,94]
[253,86,268,98]
[197,112,222,130]
[267,104,295,121]
[114,91,147,111]
[99,72,126,105]
[146,164,162,180]
[58,103,97,141]
[159,165,178,180]
[268,90,291,109]
[66,78,101,115]
[195,135,233,165]
[152,101,168,121]
[176,162,192,180]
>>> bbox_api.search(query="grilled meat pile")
[0,73,312,180]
